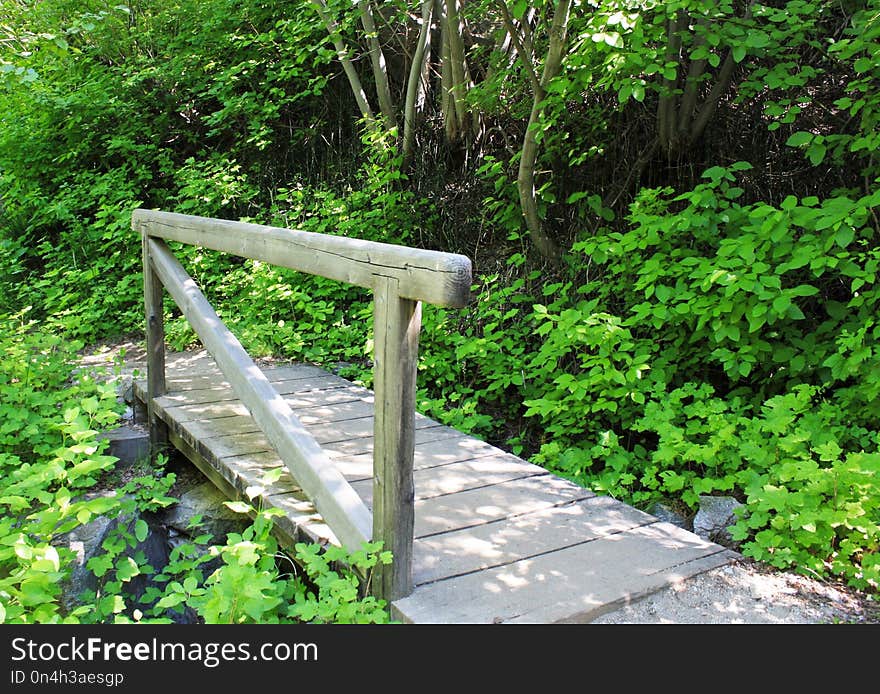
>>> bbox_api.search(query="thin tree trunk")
[311,0,380,137]
[359,0,397,131]
[688,49,735,145]
[443,0,472,144]
[514,0,571,264]
[657,14,683,156]
[403,0,435,166]
[439,1,456,143]
[676,19,708,143]
[664,1,755,155]
[495,0,540,94]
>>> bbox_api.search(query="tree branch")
[494,0,541,95]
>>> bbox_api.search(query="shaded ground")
[79,338,879,625]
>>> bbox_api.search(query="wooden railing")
[134,209,472,601]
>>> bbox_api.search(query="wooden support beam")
[372,276,421,601]
[141,228,168,462]
[147,237,372,552]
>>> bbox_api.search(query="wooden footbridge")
[134,209,737,623]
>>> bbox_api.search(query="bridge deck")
[134,351,737,623]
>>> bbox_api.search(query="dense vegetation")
[1,0,878,621]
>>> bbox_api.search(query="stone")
[647,501,690,530]
[97,425,150,467]
[57,503,170,614]
[159,481,249,544]
[693,495,744,548]
[58,513,114,614]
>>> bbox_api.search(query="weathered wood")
[412,474,593,538]
[393,523,736,624]
[147,237,372,552]
[145,373,354,407]
[327,433,503,482]
[410,495,655,585]
[159,397,375,430]
[371,276,421,601]
[351,453,546,505]
[141,229,168,461]
[133,208,472,308]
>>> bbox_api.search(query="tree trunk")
[359,0,397,132]
[311,0,381,137]
[403,0,435,166]
[508,0,571,264]
[442,0,473,145]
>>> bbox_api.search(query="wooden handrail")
[134,209,472,601]
[133,209,472,307]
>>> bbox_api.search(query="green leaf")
[807,143,826,165]
[81,397,99,414]
[224,501,254,514]
[786,131,812,147]
[135,519,149,543]
[116,556,141,582]
[732,45,746,63]
[788,284,819,297]
[772,295,790,314]
[835,226,854,248]
[264,468,284,484]
[632,82,645,103]
[155,593,186,609]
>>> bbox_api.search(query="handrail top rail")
[134,208,472,308]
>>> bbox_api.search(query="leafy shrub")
[141,504,392,625]
[0,310,125,622]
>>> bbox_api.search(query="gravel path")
[590,558,875,624]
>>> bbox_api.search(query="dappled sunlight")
[412,496,655,584]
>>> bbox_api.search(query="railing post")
[372,275,421,602]
[140,225,168,463]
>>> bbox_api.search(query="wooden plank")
[326,434,505,482]
[407,434,500,466]
[411,497,648,585]
[168,409,439,445]
[143,369,349,397]
[218,452,301,498]
[144,374,361,408]
[412,474,594,538]
[134,208,472,308]
[409,495,655,585]
[159,397,375,429]
[351,452,546,505]
[392,523,737,624]
[163,350,222,374]
[157,364,328,392]
[261,492,338,547]
[147,237,372,551]
[371,275,420,600]
[320,424,463,457]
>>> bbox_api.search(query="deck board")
[134,354,738,623]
